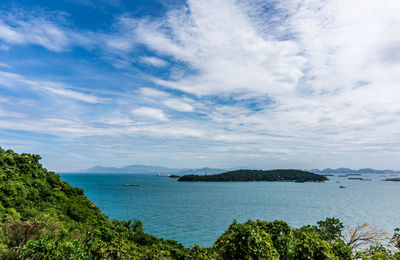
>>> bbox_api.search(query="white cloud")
[41,85,105,104]
[0,63,12,69]
[131,0,305,97]
[138,87,195,112]
[106,37,134,52]
[164,98,194,112]
[139,87,170,98]
[0,108,25,118]
[0,11,96,52]
[0,70,106,103]
[140,56,168,67]
[131,107,169,121]
[0,23,24,43]
[279,0,400,93]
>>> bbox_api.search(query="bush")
[213,220,279,259]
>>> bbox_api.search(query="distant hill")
[73,166,400,175]
[74,165,230,175]
[309,168,400,174]
[178,169,328,182]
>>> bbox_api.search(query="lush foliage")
[178,169,328,182]
[0,147,399,259]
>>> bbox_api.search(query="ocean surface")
[60,173,400,247]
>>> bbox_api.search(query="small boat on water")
[339,186,346,188]
[157,173,171,177]
[348,177,371,181]
[123,184,139,187]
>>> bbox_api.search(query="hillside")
[178,169,328,182]
[0,147,189,259]
[1,147,399,259]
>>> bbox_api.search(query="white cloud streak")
[0,63,12,69]
[0,70,106,103]
[0,11,96,52]
[131,107,169,121]
[140,56,168,67]
[164,98,194,112]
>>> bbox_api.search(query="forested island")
[383,178,400,182]
[178,169,328,182]
[1,147,399,259]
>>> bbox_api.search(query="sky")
[1,0,400,172]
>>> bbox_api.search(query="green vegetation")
[383,178,400,182]
[168,175,180,178]
[178,169,328,182]
[1,147,399,259]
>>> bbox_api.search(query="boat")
[157,173,171,177]
[348,177,371,181]
[123,184,139,187]
[339,186,346,188]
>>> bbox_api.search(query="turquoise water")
[60,173,400,247]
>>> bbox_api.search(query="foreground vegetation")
[178,169,328,182]
[0,147,399,259]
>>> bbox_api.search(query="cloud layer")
[0,0,399,171]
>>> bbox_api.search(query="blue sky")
[1,0,400,171]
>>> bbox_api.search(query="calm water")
[60,173,400,247]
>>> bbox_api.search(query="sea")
[60,173,400,247]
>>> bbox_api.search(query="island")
[383,178,400,182]
[177,169,328,182]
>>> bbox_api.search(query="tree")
[344,223,390,250]
[213,220,279,259]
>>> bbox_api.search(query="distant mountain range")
[73,165,400,175]
[309,168,400,174]
[74,165,232,175]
